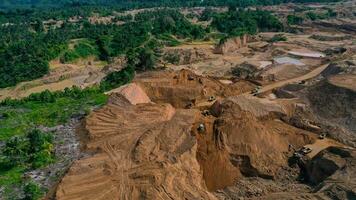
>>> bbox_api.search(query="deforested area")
[0,0,355,200]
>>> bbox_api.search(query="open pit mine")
[1,2,354,199]
[56,64,355,199]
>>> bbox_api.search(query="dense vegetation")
[287,14,304,25]
[0,8,207,88]
[211,10,283,36]
[0,129,54,199]
[0,0,342,10]
[1,129,54,170]
[287,8,337,26]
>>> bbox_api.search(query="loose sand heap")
[55,69,349,200]
[105,83,151,105]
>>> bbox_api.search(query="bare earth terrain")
[54,2,355,199]
[1,1,355,199]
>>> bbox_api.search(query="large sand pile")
[56,94,217,200]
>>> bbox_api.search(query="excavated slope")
[306,62,356,144]
[56,69,321,199]
[57,94,217,200]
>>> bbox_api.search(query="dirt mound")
[56,95,217,200]
[204,98,315,180]
[105,83,151,105]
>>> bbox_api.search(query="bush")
[99,65,135,91]
[269,34,287,42]
[157,33,181,47]
[0,136,30,168]
[74,42,97,58]
[164,53,180,65]
[287,15,304,25]
[60,51,80,63]
[27,129,54,168]
[212,10,283,36]
[23,181,43,200]
[0,130,54,171]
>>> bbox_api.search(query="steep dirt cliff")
[214,35,249,54]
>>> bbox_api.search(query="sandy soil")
[55,69,327,200]
[0,61,106,100]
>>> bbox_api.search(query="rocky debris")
[214,35,249,54]
[324,47,347,56]
[206,98,314,179]
[313,21,356,34]
[214,169,311,200]
[231,61,261,79]
[220,96,286,119]
[273,88,296,99]
[301,147,356,199]
[302,147,348,184]
[321,60,356,78]
[135,69,254,108]
[248,41,270,51]
[306,79,356,140]
[328,74,356,91]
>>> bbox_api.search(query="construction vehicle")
[293,152,303,158]
[208,96,216,102]
[300,147,312,155]
[250,87,261,96]
[197,124,205,132]
[202,110,211,116]
[185,102,193,109]
[319,133,326,139]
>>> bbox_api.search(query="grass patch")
[0,92,107,141]
[60,39,99,63]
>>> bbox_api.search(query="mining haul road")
[244,63,329,96]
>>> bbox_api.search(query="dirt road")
[304,138,345,158]
[245,64,329,95]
